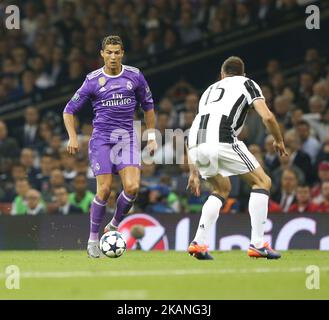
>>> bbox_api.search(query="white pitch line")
[0,267,329,279]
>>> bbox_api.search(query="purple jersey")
[63,65,154,142]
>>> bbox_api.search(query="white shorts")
[188,141,260,179]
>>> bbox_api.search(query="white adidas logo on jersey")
[99,87,106,92]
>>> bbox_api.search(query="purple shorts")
[88,136,141,176]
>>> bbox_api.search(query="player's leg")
[105,166,140,231]
[189,173,231,260]
[89,173,112,240]
[87,137,114,257]
[87,173,113,258]
[240,166,281,259]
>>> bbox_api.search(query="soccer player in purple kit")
[63,35,157,258]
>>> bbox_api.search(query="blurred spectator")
[42,168,67,202]
[44,133,63,158]
[181,187,210,214]
[270,72,285,96]
[11,164,27,181]
[50,46,68,83]
[69,173,94,214]
[53,186,83,215]
[156,111,170,138]
[178,92,199,128]
[316,139,329,165]
[284,131,313,182]
[312,80,329,102]
[141,163,159,188]
[159,175,180,213]
[308,95,326,114]
[271,146,305,195]
[35,154,53,193]
[273,168,298,213]
[312,161,329,203]
[19,148,41,188]
[21,2,39,43]
[166,79,196,104]
[15,106,40,148]
[163,28,179,51]
[266,59,281,80]
[235,2,251,27]
[20,69,38,96]
[158,97,177,128]
[145,185,176,214]
[0,120,20,160]
[273,95,292,126]
[35,120,53,154]
[303,107,329,144]
[31,55,54,89]
[177,11,202,45]
[288,184,319,213]
[296,72,314,111]
[10,178,30,215]
[257,0,277,27]
[60,152,77,184]
[0,163,26,202]
[54,1,82,46]
[25,189,46,215]
[286,108,303,136]
[295,120,321,164]
[264,135,280,172]
[317,181,329,213]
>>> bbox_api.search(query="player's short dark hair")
[221,56,245,76]
[102,35,124,50]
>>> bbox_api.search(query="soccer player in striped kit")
[187,56,288,260]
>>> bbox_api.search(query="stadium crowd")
[0,0,328,215]
[0,0,318,100]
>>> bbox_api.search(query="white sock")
[249,189,269,248]
[193,194,224,245]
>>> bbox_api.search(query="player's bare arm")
[185,143,200,197]
[63,112,79,155]
[253,99,288,157]
[144,108,158,156]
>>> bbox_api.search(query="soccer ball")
[99,231,126,258]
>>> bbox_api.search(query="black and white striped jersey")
[188,76,264,147]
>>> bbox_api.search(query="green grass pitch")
[0,250,328,300]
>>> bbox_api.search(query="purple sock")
[89,196,107,241]
[111,191,136,227]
